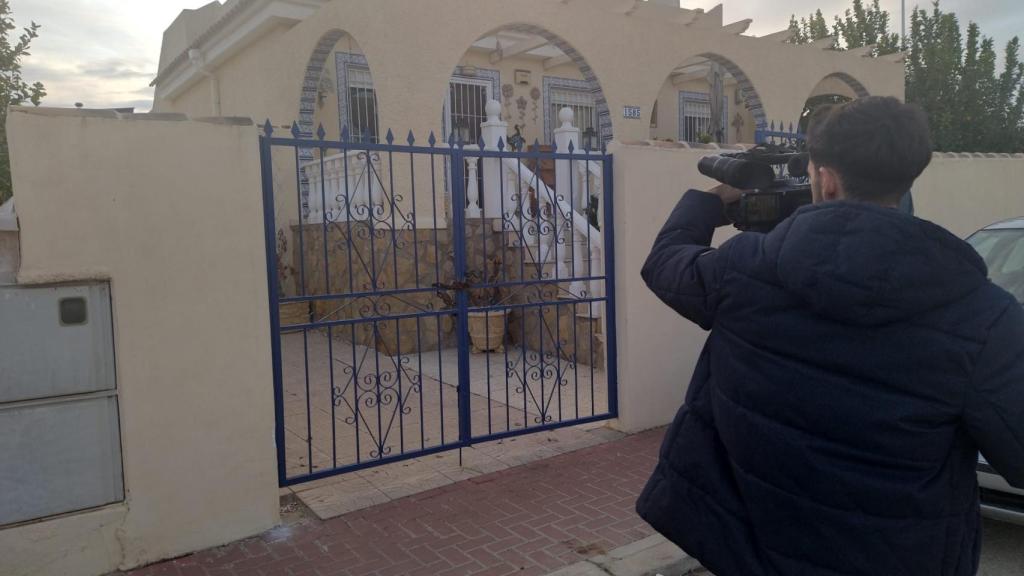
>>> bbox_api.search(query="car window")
[968,231,1004,261]
[999,236,1024,274]
[967,229,1024,302]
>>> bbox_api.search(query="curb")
[545,534,706,576]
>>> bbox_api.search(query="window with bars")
[681,93,711,143]
[549,87,598,149]
[679,91,728,144]
[447,80,490,144]
[443,78,492,215]
[346,66,378,143]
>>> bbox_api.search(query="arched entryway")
[439,24,612,150]
[648,52,768,145]
[798,73,871,132]
[296,29,379,142]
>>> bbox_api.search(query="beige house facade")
[151,0,902,148]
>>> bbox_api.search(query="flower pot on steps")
[467,309,508,353]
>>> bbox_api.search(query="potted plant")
[434,255,509,353]
[465,255,508,353]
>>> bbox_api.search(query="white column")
[466,158,481,218]
[480,99,507,219]
[568,227,585,298]
[554,108,580,293]
[554,107,580,200]
[304,162,323,224]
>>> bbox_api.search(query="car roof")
[982,217,1024,230]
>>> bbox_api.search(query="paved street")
[123,429,662,576]
[979,518,1024,575]
[119,421,1024,576]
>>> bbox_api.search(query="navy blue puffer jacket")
[636,191,1024,576]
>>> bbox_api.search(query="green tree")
[793,0,1023,152]
[788,1,899,55]
[907,2,1024,151]
[832,0,901,55]
[0,0,46,205]
[788,10,833,47]
[996,37,1024,151]
[905,2,963,149]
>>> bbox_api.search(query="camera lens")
[698,156,775,190]
[787,154,810,178]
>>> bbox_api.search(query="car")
[966,216,1024,525]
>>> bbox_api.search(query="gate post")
[602,154,618,419]
[450,141,472,445]
[259,123,288,486]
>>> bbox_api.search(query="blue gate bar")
[262,122,619,485]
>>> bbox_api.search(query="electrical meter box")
[0,282,124,526]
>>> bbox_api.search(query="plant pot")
[279,301,310,328]
[467,309,508,353]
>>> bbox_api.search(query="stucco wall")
[157,23,295,119]
[154,0,904,143]
[0,108,280,576]
[915,153,1024,238]
[608,142,1024,432]
[608,142,736,432]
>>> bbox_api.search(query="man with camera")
[636,96,1024,576]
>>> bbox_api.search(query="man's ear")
[819,166,844,201]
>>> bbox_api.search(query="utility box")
[0,198,17,284]
[0,282,124,526]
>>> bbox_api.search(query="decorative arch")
[297,29,348,139]
[293,29,377,219]
[468,23,613,143]
[819,72,871,99]
[695,52,769,131]
[797,73,870,133]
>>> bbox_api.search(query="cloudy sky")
[11,0,1024,111]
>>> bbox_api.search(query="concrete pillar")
[554,107,580,197]
[480,100,507,219]
[554,108,582,293]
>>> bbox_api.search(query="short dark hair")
[807,96,933,203]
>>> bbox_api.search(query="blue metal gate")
[259,121,617,486]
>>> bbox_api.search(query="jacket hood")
[768,202,988,326]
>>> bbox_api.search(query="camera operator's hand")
[707,184,744,205]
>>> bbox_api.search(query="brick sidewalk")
[124,428,665,576]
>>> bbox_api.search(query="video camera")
[698,143,812,233]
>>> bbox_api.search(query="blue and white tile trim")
[297,30,347,218]
[503,24,613,144]
[697,52,768,131]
